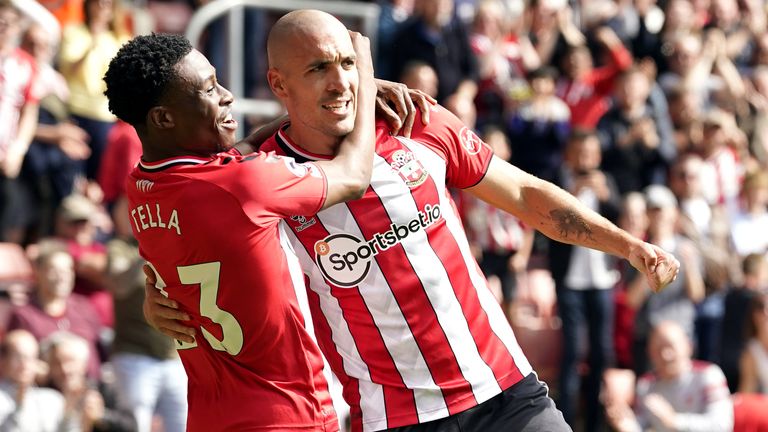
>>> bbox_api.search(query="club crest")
[389,150,427,188]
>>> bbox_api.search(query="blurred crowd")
[0,0,767,431]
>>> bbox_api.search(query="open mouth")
[221,112,238,130]
[322,99,352,115]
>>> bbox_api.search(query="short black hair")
[528,66,559,82]
[103,33,193,126]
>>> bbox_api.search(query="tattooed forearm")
[549,209,595,241]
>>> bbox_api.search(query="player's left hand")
[374,79,436,138]
[627,241,680,293]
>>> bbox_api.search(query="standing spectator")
[0,329,65,432]
[598,67,676,194]
[720,253,768,392]
[613,192,649,370]
[549,129,621,431]
[58,0,130,180]
[376,0,414,80]
[7,241,103,379]
[19,23,90,244]
[0,0,40,244]
[556,26,633,129]
[693,108,745,215]
[105,196,186,432]
[730,171,768,258]
[527,0,584,69]
[507,66,570,182]
[42,331,136,432]
[606,320,733,432]
[470,0,539,128]
[664,87,704,154]
[658,31,745,109]
[708,0,753,68]
[631,185,705,374]
[390,0,479,109]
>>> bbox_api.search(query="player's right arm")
[310,31,377,210]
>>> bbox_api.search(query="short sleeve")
[214,151,327,220]
[408,105,493,189]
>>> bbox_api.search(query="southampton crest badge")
[390,150,427,188]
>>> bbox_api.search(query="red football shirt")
[262,106,534,431]
[126,149,338,431]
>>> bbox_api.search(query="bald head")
[267,9,350,69]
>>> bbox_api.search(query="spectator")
[739,292,768,394]
[7,240,103,379]
[97,121,141,207]
[42,331,136,432]
[707,0,753,68]
[730,171,768,257]
[614,192,649,370]
[470,0,539,127]
[527,0,583,69]
[390,0,479,109]
[53,194,112,327]
[693,108,745,216]
[58,0,130,180]
[631,185,705,374]
[720,253,768,392]
[19,23,90,244]
[507,66,570,182]
[0,329,65,432]
[606,320,733,432]
[666,87,704,154]
[105,196,186,432]
[549,128,621,430]
[399,61,439,100]
[556,26,633,129]
[0,0,40,244]
[598,67,676,194]
[658,31,745,109]
[376,0,414,80]
[747,66,768,167]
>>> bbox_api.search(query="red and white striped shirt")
[262,106,533,431]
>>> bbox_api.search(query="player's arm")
[309,31,377,210]
[466,156,680,292]
[142,265,196,343]
[233,81,435,155]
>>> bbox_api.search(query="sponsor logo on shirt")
[314,204,442,287]
[459,126,483,155]
[135,179,154,193]
[290,215,317,232]
[389,150,427,188]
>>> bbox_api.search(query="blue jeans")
[112,353,188,432]
[555,286,614,432]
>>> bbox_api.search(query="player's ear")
[267,68,287,98]
[148,106,175,130]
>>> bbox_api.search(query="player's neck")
[283,125,340,156]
